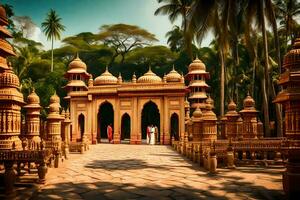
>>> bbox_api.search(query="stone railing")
[172,137,287,173]
[0,147,52,197]
[69,136,90,154]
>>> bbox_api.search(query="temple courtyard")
[29,144,284,200]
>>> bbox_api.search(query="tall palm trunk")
[183,14,193,59]
[261,4,271,137]
[219,49,225,116]
[269,79,283,137]
[51,36,54,72]
[271,14,283,137]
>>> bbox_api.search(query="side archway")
[170,113,179,141]
[121,113,131,142]
[78,114,85,141]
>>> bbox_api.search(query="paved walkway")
[32,144,284,200]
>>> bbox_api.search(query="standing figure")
[154,125,158,144]
[150,125,156,145]
[146,125,151,144]
[107,124,113,143]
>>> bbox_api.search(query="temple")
[64,56,187,144]
[1,4,300,198]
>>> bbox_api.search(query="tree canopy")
[96,24,158,64]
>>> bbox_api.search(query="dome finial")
[172,64,175,71]
[105,65,109,72]
[76,52,79,59]
[148,65,152,72]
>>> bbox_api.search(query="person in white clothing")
[150,125,156,145]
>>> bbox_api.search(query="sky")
[1,0,212,50]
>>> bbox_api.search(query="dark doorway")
[170,113,179,141]
[78,114,85,141]
[98,102,114,142]
[141,101,160,142]
[121,113,131,141]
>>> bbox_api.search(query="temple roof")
[0,5,8,26]
[24,88,41,109]
[240,94,258,114]
[188,92,207,99]
[94,67,118,85]
[64,80,88,89]
[137,66,162,84]
[166,65,182,82]
[188,80,209,88]
[0,38,16,57]
[68,53,87,71]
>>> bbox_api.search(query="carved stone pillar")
[191,107,203,142]
[24,88,41,150]
[202,97,217,142]
[240,94,259,139]
[46,92,64,167]
[274,38,300,199]
[225,100,242,140]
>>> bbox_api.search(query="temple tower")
[23,89,41,148]
[64,53,90,96]
[46,92,64,150]
[239,94,258,139]
[191,107,203,142]
[0,6,24,150]
[202,97,217,141]
[186,57,210,109]
[274,38,300,198]
[225,100,242,140]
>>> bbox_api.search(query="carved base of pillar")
[54,154,60,168]
[227,151,236,169]
[283,169,300,199]
[38,163,47,184]
[283,150,300,199]
[130,140,141,144]
[4,161,16,197]
[209,154,217,174]
[113,140,120,144]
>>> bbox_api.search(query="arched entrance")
[170,113,179,141]
[141,101,160,143]
[121,113,131,143]
[78,114,85,141]
[97,102,114,142]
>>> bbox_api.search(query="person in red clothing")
[107,124,113,143]
[146,125,151,144]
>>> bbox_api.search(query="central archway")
[97,101,114,142]
[121,113,131,143]
[78,114,85,142]
[141,101,160,143]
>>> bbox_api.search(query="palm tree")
[244,0,283,137]
[187,1,231,116]
[165,25,184,52]
[41,9,65,72]
[155,0,193,57]
[274,0,300,47]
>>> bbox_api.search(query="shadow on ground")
[30,175,285,200]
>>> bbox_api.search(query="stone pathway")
[32,144,284,200]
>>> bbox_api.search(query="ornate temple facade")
[64,56,187,144]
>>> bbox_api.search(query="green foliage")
[96,24,158,64]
